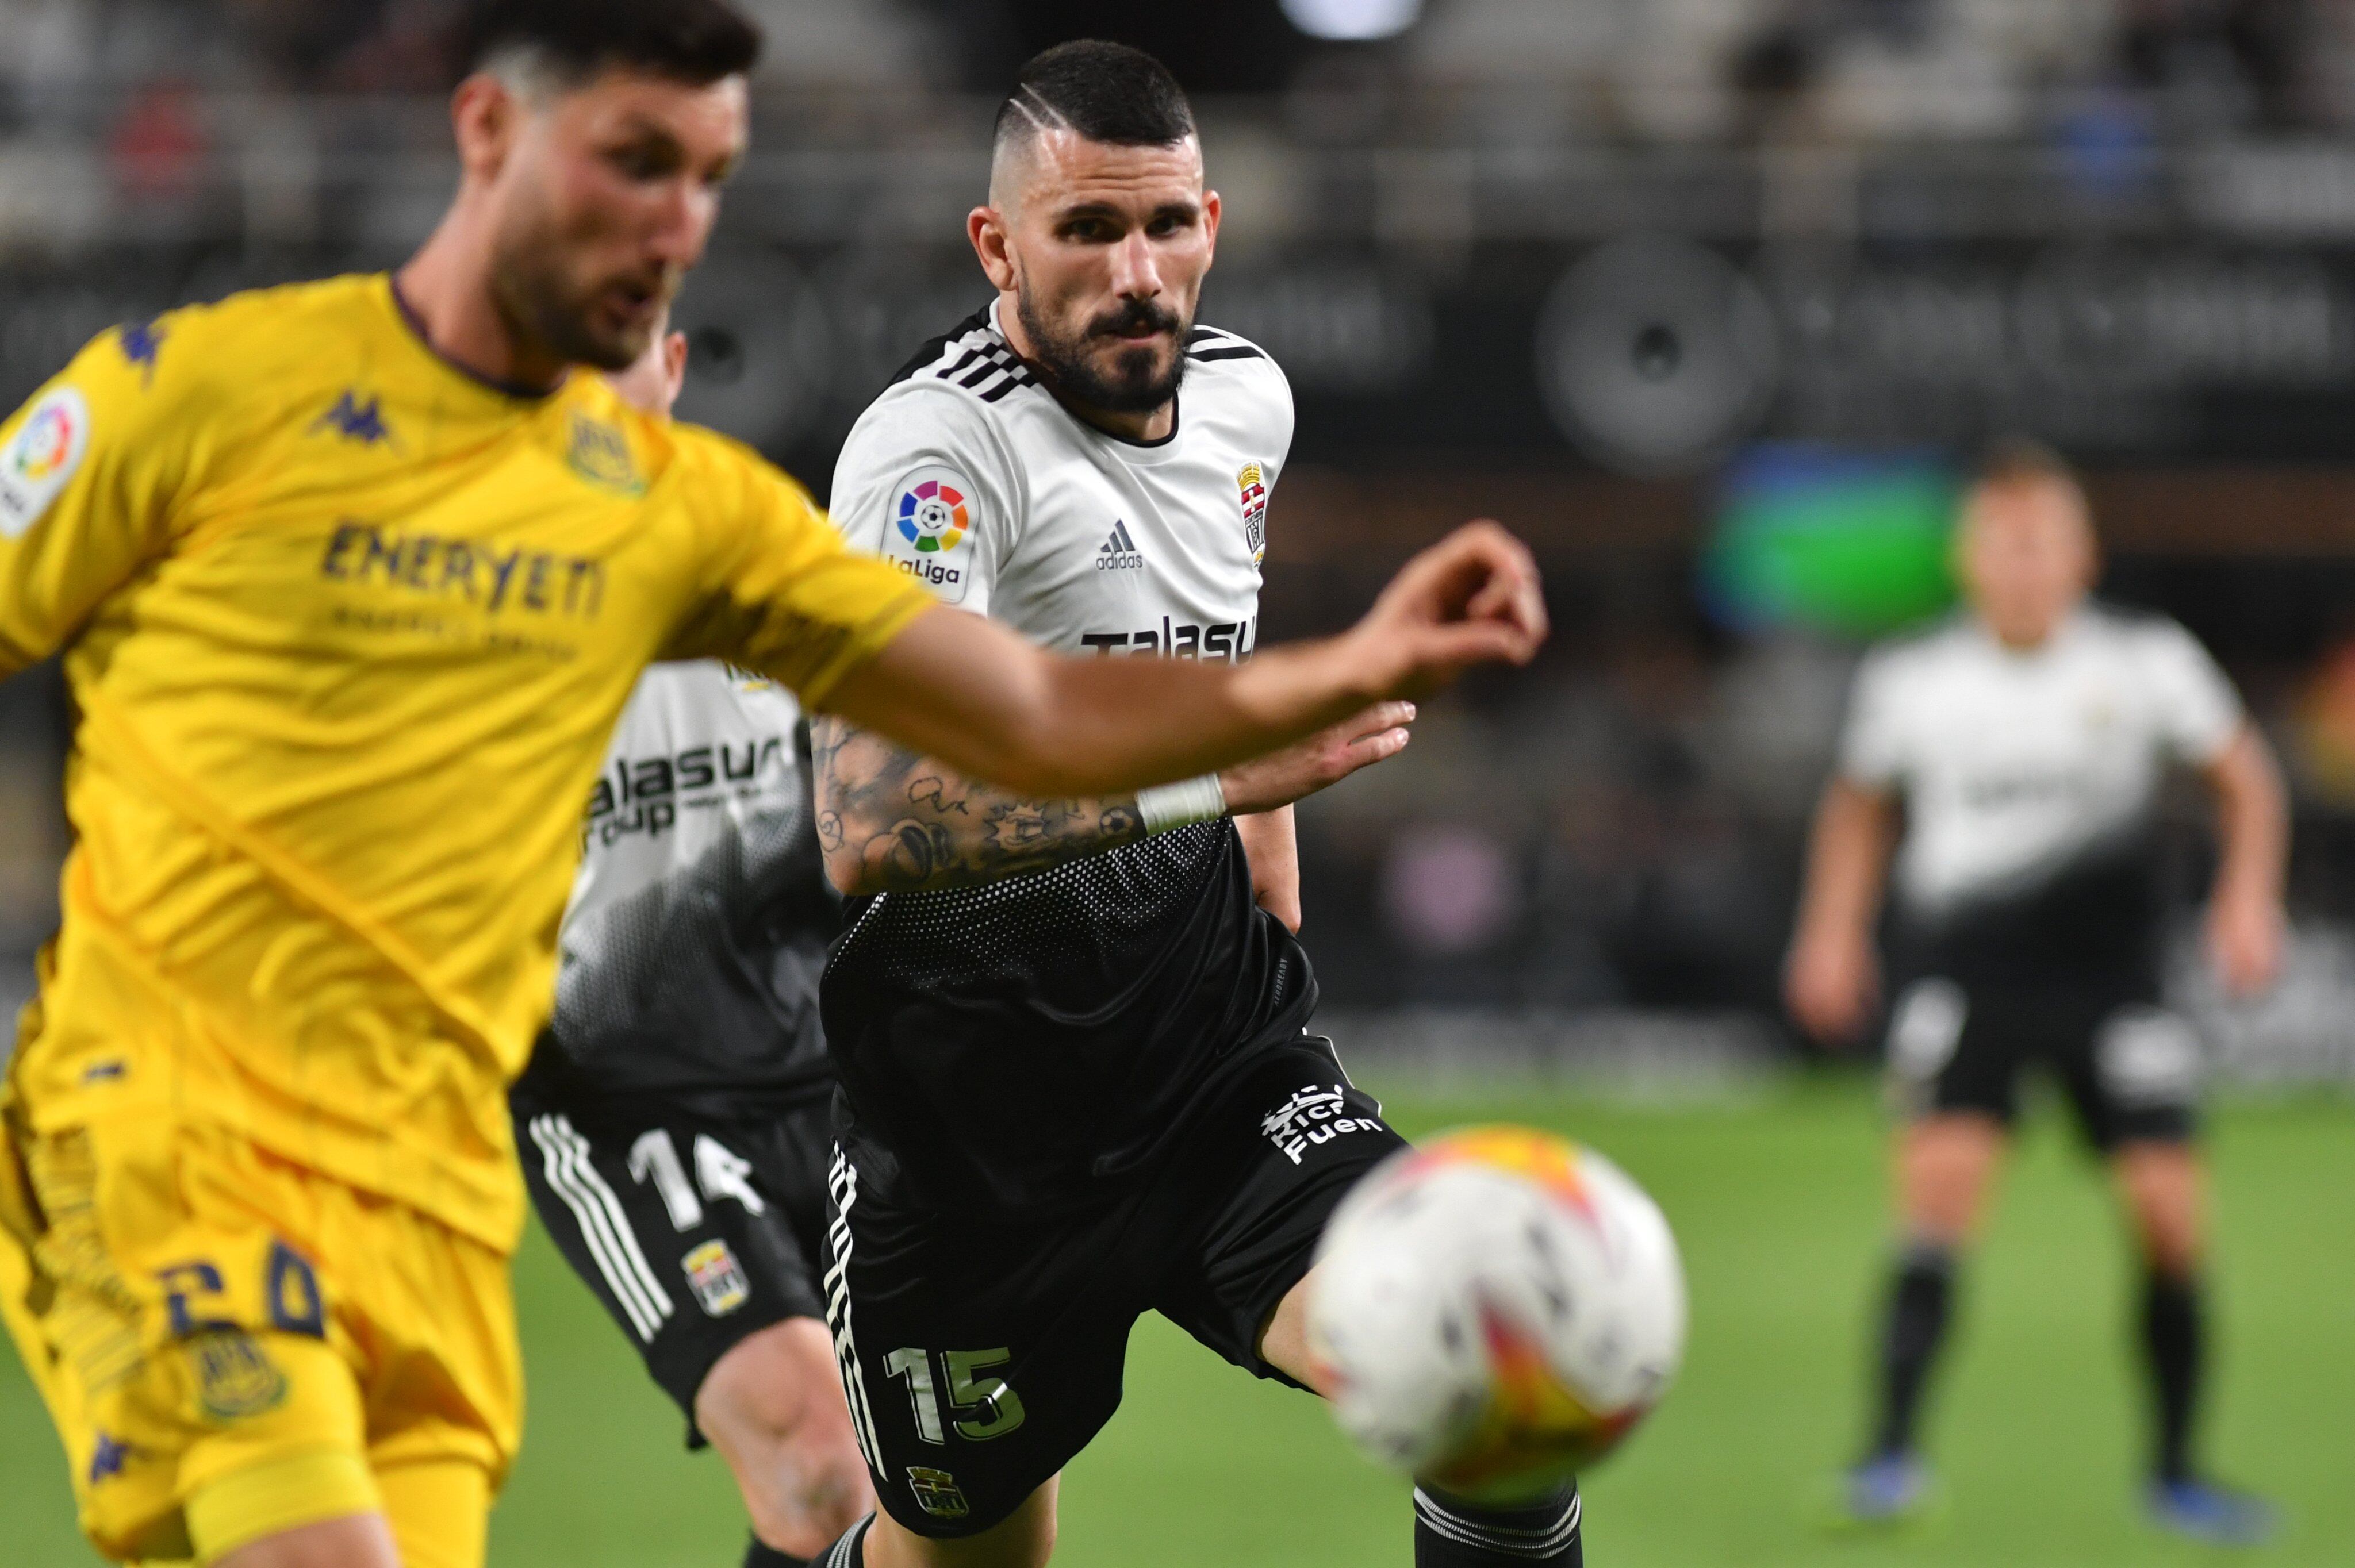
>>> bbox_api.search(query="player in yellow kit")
[0,5,1548,1567]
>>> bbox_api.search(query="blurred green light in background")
[1704,447,1961,638]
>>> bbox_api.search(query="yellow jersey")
[0,274,931,1251]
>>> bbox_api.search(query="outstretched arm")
[812,702,1412,897]
[818,521,1540,801]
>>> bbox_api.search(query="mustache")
[1086,299,1184,340]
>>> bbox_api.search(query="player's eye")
[605,141,681,182]
[1059,216,1119,243]
[1146,212,1192,239]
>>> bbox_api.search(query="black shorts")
[1883,974,2202,1150]
[824,1037,1405,1538]
[511,1075,834,1442]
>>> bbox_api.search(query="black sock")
[809,1515,872,1568]
[1869,1242,1955,1459]
[743,1538,808,1568]
[1414,1483,1582,1565]
[2142,1268,2204,1485]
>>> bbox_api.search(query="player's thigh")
[2063,1002,2204,1162]
[866,1476,1058,1568]
[2112,1139,2206,1275]
[1893,1112,2009,1242]
[826,1140,1133,1542]
[1151,1036,1406,1387]
[3,1112,386,1561]
[696,1315,875,1547]
[209,1511,401,1568]
[511,1084,825,1438]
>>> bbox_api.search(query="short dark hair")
[1972,436,2079,494]
[462,0,762,89]
[994,40,1196,157]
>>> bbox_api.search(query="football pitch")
[5,1076,2349,1567]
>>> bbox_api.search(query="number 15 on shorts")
[884,1347,1026,1443]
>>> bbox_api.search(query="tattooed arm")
[814,702,1418,897]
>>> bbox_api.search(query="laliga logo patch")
[885,464,975,605]
[0,387,91,540]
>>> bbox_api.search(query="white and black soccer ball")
[1306,1127,1687,1501]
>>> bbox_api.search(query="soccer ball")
[1305,1126,1686,1501]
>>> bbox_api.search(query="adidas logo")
[1095,520,1145,571]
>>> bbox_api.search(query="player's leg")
[1261,1272,1585,1567]
[2070,1005,2270,1542]
[697,1316,877,1562]
[850,1477,1058,1568]
[209,1513,401,1568]
[1843,977,2018,1520]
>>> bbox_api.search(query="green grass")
[5,1078,2350,1566]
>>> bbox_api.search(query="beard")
[489,202,673,374]
[1017,286,1191,416]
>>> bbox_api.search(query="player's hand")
[1219,702,1415,814]
[1785,925,1878,1049]
[2206,887,2286,998]
[1344,522,1548,700]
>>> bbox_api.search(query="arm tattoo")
[812,716,1150,895]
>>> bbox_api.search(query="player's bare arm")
[820,520,1540,802]
[811,701,1410,897]
[1233,804,1304,932]
[2201,724,2289,996]
[1785,776,1898,1047]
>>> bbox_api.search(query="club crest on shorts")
[682,1239,751,1317]
[907,1466,972,1520]
[1237,462,1268,564]
[187,1330,289,1421]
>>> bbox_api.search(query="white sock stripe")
[528,1115,660,1342]
[531,1115,672,1341]
[552,1116,676,1331]
[1413,1488,1581,1557]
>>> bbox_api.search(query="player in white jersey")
[509,324,875,1567]
[1785,444,2289,1543]
[803,42,1583,1568]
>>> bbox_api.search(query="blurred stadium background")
[1,1,2351,1564]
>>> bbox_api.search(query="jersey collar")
[382,275,570,403]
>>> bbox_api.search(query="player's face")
[1959,479,2096,647]
[489,70,746,372]
[999,132,1220,414]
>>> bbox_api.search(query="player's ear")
[661,330,690,408]
[451,72,521,182]
[1202,188,1222,261]
[970,206,1019,294]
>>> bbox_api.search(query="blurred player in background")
[0,1,1545,1563]
[804,42,1579,1568]
[1786,444,2288,1543]
[509,320,873,1568]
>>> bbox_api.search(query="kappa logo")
[1096,520,1145,571]
[118,320,165,385]
[683,1239,751,1317]
[87,1432,133,1485]
[312,390,394,448]
[907,1466,972,1520]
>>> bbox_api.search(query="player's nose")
[1108,231,1164,302]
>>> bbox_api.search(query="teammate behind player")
[509,320,875,1568]
[804,43,1583,1568]
[0,5,1546,1566]
[1785,444,2288,1543]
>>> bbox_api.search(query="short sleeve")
[2141,619,2244,765]
[1836,646,1909,791]
[0,319,201,676]
[663,439,935,708]
[827,382,1021,615]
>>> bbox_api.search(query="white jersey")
[542,660,834,1102]
[830,302,1286,659]
[819,305,1317,1213]
[1839,605,2242,950]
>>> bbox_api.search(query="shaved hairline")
[987,118,1203,216]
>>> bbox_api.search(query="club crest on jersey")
[1237,462,1268,564]
[682,1239,751,1317]
[884,465,975,604]
[567,412,646,496]
[0,386,90,540]
[907,1467,972,1520]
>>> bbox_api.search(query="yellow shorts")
[0,1102,520,1566]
